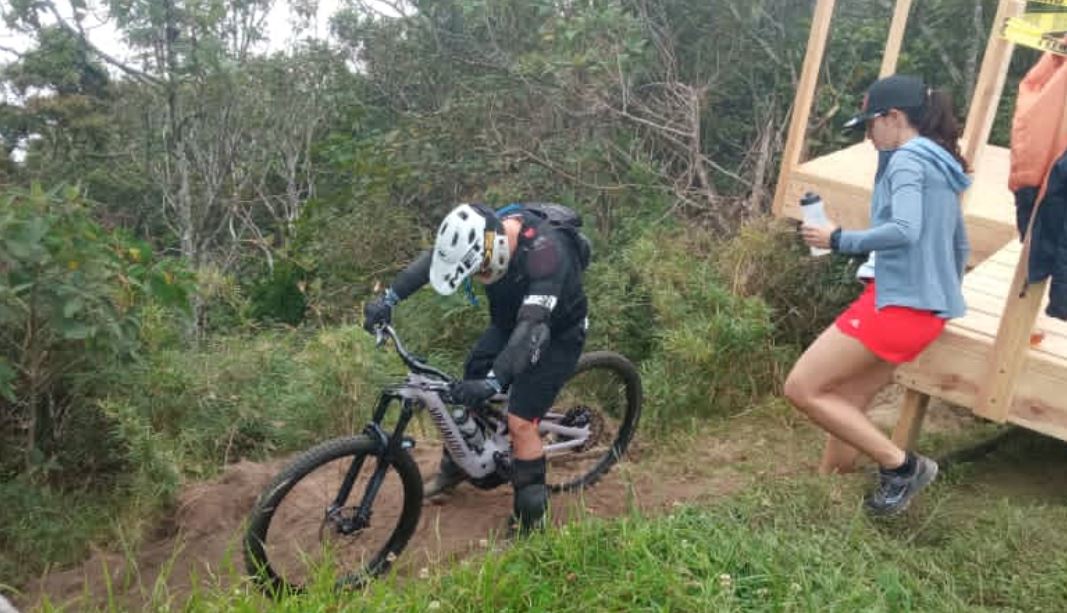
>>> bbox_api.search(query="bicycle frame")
[326,325,592,529]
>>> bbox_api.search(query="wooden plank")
[987,241,1022,264]
[772,0,837,216]
[896,326,1067,410]
[896,329,999,406]
[960,0,1023,181]
[879,0,914,78]
[952,309,1067,360]
[1007,365,1067,442]
[980,259,1019,282]
[975,280,1049,422]
[964,275,1014,301]
[1009,413,1067,445]
[891,389,930,450]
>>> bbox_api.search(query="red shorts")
[834,282,946,364]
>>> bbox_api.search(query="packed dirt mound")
[22,441,738,612]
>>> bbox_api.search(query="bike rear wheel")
[244,435,422,594]
[542,351,642,493]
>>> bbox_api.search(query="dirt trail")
[20,389,982,611]
[21,439,740,612]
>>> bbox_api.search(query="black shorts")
[464,323,586,422]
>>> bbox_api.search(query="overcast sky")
[0,0,355,63]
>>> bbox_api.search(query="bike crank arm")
[539,421,590,440]
[539,421,591,454]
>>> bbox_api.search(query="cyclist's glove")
[363,288,400,334]
[449,377,502,407]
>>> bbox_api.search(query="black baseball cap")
[843,74,927,131]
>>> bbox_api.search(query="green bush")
[715,217,862,349]
[0,478,125,582]
[104,325,398,479]
[247,259,309,325]
[0,184,192,481]
[621,229,788,428]
[293,192,424,324]
[0,184,194,581]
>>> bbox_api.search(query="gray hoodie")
[837,136,972,318]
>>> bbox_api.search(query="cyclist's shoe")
[503,510,547,540]
[510,456,548,534]
[423,452,467,499]
[864,453,938,517]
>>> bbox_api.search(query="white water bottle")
[800,192,831,257]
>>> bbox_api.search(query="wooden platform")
[772,0,1067,448]
[895,241,1067,442]
[778,142,1016,265]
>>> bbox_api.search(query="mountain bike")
[244,324,642,593]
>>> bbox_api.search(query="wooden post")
[974,67,1067,422]
[960,0,1024,184]
[771,0,837,216]
[892,389,931,450]
[974,279,1048,422]
[879,0,914,78]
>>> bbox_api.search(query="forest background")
[0,0,1048,601]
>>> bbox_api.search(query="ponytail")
[903,89,970,173]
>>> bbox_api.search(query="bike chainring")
[559,405,605,452]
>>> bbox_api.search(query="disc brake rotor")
[558,405,605,452]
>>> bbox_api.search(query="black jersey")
[484,210,588,333]
[391,210,588,334]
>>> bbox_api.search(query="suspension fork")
[329,394,416,532]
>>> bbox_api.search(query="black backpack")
[497,202,592,271]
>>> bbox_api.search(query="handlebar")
[374,324,456,384]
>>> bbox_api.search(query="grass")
[29,475,1067,612]
[21,406,1067,612]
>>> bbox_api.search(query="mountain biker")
[362,202,589,533]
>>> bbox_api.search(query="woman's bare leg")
[784,325,906,470]
[817,361,896,474]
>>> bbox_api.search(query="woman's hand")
[802,223,839,250]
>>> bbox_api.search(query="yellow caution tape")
[1006,12,1067,34]
[1001,8,1067,56]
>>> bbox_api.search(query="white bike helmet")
[429,204,511,295]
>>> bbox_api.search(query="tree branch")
[41,0,165,87]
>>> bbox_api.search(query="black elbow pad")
[493,312,551,385]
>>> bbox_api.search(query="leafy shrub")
[0,184,192,481]
[714,217,862,349]
[0,184,192,582]
[104,325,397,478]
[247,259,309,325]
[621,229,789,428]
[293,184,424,324]
[0,477,125,582]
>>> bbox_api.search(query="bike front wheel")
[244,435,423,594]
[541,351,642,493]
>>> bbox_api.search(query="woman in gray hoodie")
[787,75,972,516]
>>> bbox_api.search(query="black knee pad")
[511,456,548,530]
